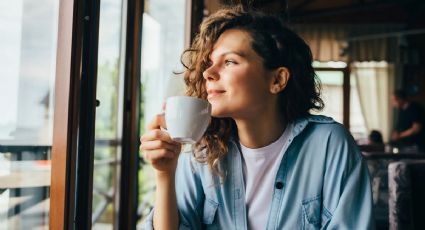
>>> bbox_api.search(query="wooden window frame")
[117,0,143,228]
[50,0,198,228]
[50,0,101,228]
[50,0,80,228]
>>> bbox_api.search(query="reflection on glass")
[137,0,187,227]
[0,0,58,229]
[92,0,125,229]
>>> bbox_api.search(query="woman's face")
[203,29,276,119]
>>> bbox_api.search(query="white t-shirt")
[240,124,292,230]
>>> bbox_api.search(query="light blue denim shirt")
[144,115,375,229]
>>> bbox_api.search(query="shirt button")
[275,182,284,189]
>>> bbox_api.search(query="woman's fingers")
[146,113,167,131]
[139,129,182,164]
[143,148,176,162]
[139,114,181,173]
[141,129,173,144]
[140,139,178,153]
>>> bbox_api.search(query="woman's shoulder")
[300,114,348,136]
[297,115,361,159]
[304,114,335,124]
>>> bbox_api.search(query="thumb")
[147,113,167,131]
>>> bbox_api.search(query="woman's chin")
[211,109,228,118]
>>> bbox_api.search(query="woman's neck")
[235,110,286,149]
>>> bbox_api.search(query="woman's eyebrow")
[221,51,246,57]
[210,51,246,60]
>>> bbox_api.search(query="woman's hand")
[141,114,181,230]
[140,114,182,175]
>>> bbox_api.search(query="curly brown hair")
[181,7,324,175]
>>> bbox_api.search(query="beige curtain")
[293,24,402,62]
[293,25,347,62]
[351,62,395,142]
[348,25,400,62]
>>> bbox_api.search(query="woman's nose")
[203,66,219,81]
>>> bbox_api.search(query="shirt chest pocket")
[202,199,219,225]
[302,196,332,230]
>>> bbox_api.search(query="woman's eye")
[224,60,237,66]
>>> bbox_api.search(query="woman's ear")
[270,67,290,94]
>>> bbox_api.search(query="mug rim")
[166,95,209,104]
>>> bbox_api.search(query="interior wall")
[405,33,425,108]
[204,0,221,16]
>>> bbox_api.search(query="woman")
[141,7,374,230]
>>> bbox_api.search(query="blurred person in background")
[391,89,425,152]
[368,130,383,144]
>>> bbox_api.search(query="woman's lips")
[207,89,226,99]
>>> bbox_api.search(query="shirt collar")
[285,114,334,140]
[229,114,335,144]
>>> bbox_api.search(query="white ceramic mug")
[165,96,211,144]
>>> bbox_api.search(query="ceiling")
[210,0,425,26]
[287,0,425,25]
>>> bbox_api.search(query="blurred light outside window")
[0,0,59,229]
[313,61,347,68]
[92,0,126,229]
[314,70,345,123]
[0,0,58,142]
[138,0,187,227]
[351,61,393,143]
[313,61,368,141]
[350,75,368,141]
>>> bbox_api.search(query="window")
[138,0,188,226]
[0,0,59,228]
[315,70,345,123]
[91,0,126,228]
[351,61,393,142]
[313,61,368,141]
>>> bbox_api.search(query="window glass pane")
[313,71,344,124]
[92,0,125,229]
[137,0,187,226]
[0,0,59,229]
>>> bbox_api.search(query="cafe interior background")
[0,0,424,229]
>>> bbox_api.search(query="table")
[0,139,51,161]
[362,151,425,160]
[0,161,51,189]
[0,140,52,219]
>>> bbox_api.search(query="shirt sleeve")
[410,104,424,124]
[143,151,205,230]
[322,124,375,229]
